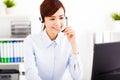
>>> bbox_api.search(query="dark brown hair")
[40,0,65,23]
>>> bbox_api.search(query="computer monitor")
[91,42,120,80]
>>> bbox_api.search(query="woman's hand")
[64,27,75,42]
[64,27,78,55]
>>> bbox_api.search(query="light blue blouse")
[23,30,82,80]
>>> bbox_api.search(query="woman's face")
[44,7,65,36]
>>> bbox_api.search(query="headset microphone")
[65,17,68,26]
[61,16,68,32]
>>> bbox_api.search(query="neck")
[46,31,57,41]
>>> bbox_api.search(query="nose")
[54,19,61,27]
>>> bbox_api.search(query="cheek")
[61,21,65,29]
[61,22,64,26]
[45,22,52,28]
[61,20,66,26]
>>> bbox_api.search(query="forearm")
[24,49,42,80]
[25,67,42,80]
[69,54,82,80]
[23,36,42,80]
[70,39,79,55]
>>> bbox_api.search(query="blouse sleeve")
[23,35,42,80]
[68,53,83,80]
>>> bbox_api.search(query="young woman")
[24,0,82,80]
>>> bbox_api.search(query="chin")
[53,30,60,35]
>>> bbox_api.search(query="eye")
[60,17,64,20]
[50,18,55,20]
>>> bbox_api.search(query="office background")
[0,0,120,80]
[1,0,120,33]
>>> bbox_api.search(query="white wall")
[62,0,120,32]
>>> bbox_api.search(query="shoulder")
[24,32,42,42]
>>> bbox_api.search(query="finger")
[64,28,73,35]
[65,30,74,37]
[67,32,74,38]
[64,27,71,31]
[65,28,74,34]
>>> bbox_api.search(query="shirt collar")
[41,30,62,48]
[54,32,62,46]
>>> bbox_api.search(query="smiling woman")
[44,8,65,40]
[23,0,82,80]
[40,0,65,31]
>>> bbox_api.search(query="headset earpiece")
[39,17,44,23]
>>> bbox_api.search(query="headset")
[39,16,68,25]
[39,16,68,32]
[39,17,43,23]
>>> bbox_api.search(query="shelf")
[0,62,24,65]
[0,38,24,41]
[0,38,25,80]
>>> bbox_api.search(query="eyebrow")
[50,15,64,17]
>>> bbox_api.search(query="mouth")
[52,27,61,32]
